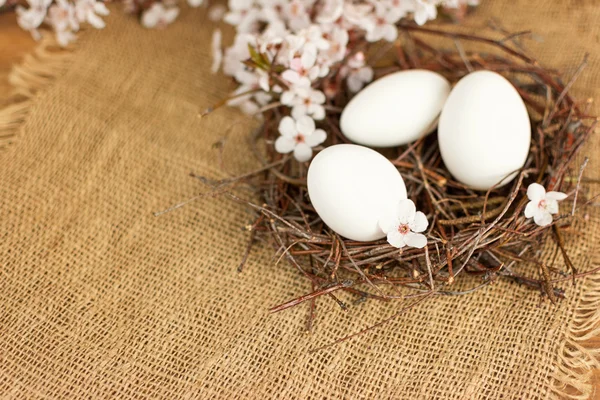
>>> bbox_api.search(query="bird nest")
[179,24,597,339]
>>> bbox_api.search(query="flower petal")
[291,104,308,120]
[387,230,406,248]
[278,116,296,137]
[281,69,300,84]
[397,199,416,224]
[87,10,105,29]
[382,25,398,42]
[310,105,325,120]
[304,129,326,147]
[546,191,568,201]
[301,50,316,69]
[378,214,396,234]
[274,136,295,154]
[404,232,427,249]
[280,90,295,106]
[310,90,326,104]
[94,2,109,15]
[524,201,537,218]
[410,211,428,233]
[527,183,546,202]
[295,116,315,136]
[533,210,553,227]
[545,199,559,215]
[293,143,312,162]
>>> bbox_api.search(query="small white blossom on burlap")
[524,183,568,227]
[275,116,326,162]
[379,199,429,249]
[142,3,179,29]
[211,29,223,73]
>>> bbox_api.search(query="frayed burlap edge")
[0,35,72,150]
[551,250,600,399]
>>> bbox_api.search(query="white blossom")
[275,115,326,162]
[524,183,568,227]
[187,0,203,8]
[75,0,109,29]
[316,0,343,24]
[379,199,428,249]
[342,51,373,92]
[224,0,260,33]
[142,3,179,29]
[411,0,438,26]
[16,0,52,40]
[46,0,79,46]
[211,29,223,74]
[283,0,312,32]
[286,87,326,120]
[213,0,480,117]
[363,3,400,42]
[208,4,227,21]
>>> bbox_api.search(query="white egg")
[438,71,531,190]
[340,70,451,147]
[307,144,407,241]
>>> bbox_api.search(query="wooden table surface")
[1,10,599,399]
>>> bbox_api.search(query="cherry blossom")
[211,29,223,74]
[74,0,109,29]
[46,0,79,46]
[275,116,326,162]
[212,0,481,117]
[288,87,327,120]
[224,0,260,33]
[411,0,438,26]
[282,52,320,84]
[363,3,400,42]
[316,0,343,24]
[16,0,52,40]
[283,0,312,32]
[524,183,568,227]
[142,3,179,29]
[379,199,429,249]
[342,51,374,92]
[208,4,227,21]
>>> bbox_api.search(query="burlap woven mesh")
[1,1,600,399]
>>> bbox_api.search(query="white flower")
[47,0,79,46]
[0,0,6,7]
[208,4,227,21]
[211,29,223,74]
[363,3,399,42]
[222,33,254,76]
[16,0,52,40]
[282,52,320,83]
[275,115,326,162]
[288,87,326,120]
[342,51,373,92]
[187,0,203,7]
[75,0,109,29]
[316,0,343,24]
[320,26,348,64]
[224,0,260,33]
[142,3,179,29]
[283,0,312,32]
[524,183,568,227]
[412,0,438,26]
[379,199,428,249]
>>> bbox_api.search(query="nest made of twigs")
[190,24,598,337]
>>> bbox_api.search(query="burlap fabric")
[1,1,600,399]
